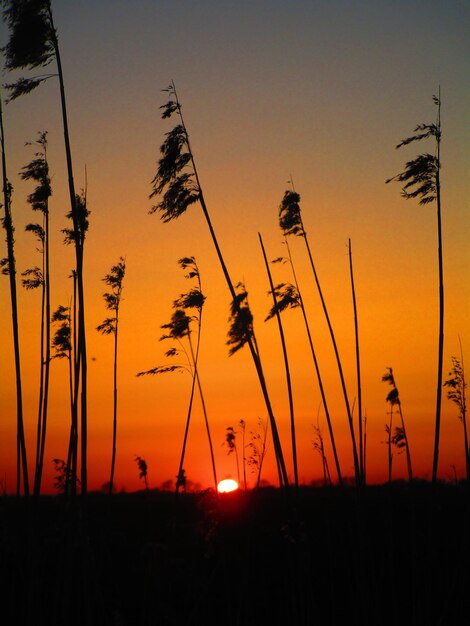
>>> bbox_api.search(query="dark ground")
[1,483,469,625]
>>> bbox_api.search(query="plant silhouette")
[150,82,289,489]
[278,186,360,484]
[246,417,269,489]
[348,239,365,484]
[97,257,126,495]
[224,426,240,486]
[21,131,52,496]
[51,303,78,493]
[382,368,412,483]
[444,349,468,481]
[0,95,29,496]
[135,455,149,490]
[271,240,343,485]
[226,281,255,356]
[386,93,443,484]
[260,233,298,490]
[3,0,90,494]
[312,420,331,487]
[138,257,218,494]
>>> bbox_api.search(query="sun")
[217,478,239,493]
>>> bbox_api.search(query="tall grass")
[150,82,289,489]
[21,131,52,496]
[348,238,365,485]
[174,257,218,492]
[259,232,298,490]
[273,238,343,484]
[0,94,29,496]
[386,93,443,484]
[444,346,468,481]
[97,257,126,495]
[51,303,78,494]
[278,189,360,484]
[382,368,413,483]
[3,0,89,494]
[138,257,218,494]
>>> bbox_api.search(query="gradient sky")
[1,0,469,493]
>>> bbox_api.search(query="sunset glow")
[217,479,239,494]
[0,1,468,495]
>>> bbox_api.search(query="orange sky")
[0,1,469,493]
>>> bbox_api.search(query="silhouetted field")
[1,484,468,625]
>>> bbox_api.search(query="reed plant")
[444,348,468,481]
[2,0,89,493]
[97,257,126,495]
[21,131,52,495]
[246,417,269,489]
[386,93,443,484]
[312,422,331,487]
[270,240,343,484]
[348,239,365,484]
[239,419,247,490]
[382,368,412,483]
[138,257,218,494]
[0,95,29,495]
[135,455,149,491]
[259,233,298,490]
[51,303,78,493]
[138,308,195,495]
[225,426,241,486]
[174,257,217,491]
[150,83,288,489]
[278,188,360,484]
[63,192,89,493]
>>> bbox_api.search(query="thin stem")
[172,83,289,490]
[432,89,444,485]
[33,242,46,496]
[0,95,29,496]
[109,311,119,495]
[187,323,218,492]
[259,232,298,490]
[285,239,343,485]
[348,239,363,485]
[457,338,469,481]
[175,333,198,498]
[388,409,393,483]
[241,422,247,491]
[48,4,88,496]
[300,221,360,484]
[363,412,367,486]
[35,145,52,496]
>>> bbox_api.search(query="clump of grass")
[135,455,149,491]
[260,233,298,490]
[444,348,468,481]
[312,421,331,487]
[51,303,78,495]
[224,426,240,486]
[278,187,360,485]
[269,240,343,485]
[3,0,91,493]
[150,82,289,490]
[0,96,29,496]
[20,132,53,496]
[138,257,218,494]
[246,418,269,489]
[382,368,412,483]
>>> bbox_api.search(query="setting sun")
[217,479,239,493]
